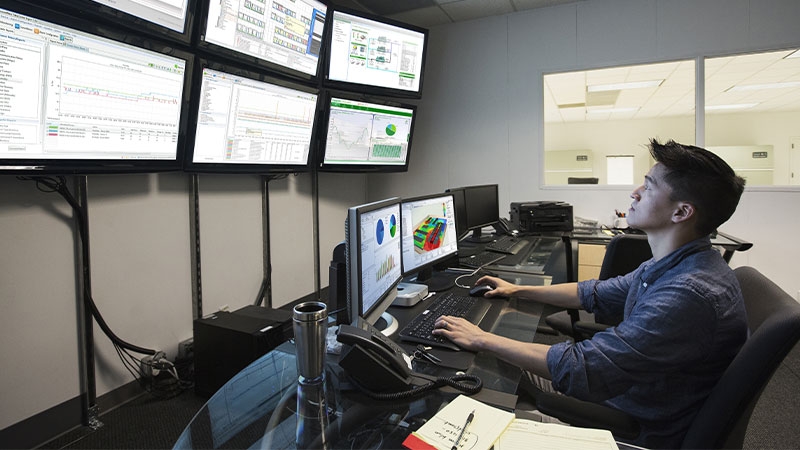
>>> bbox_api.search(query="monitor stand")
[464,228,493,244]
[415,266,457,292]
[372,312,399,337]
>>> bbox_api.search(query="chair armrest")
[534,391,641,440]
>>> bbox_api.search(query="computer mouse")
[468,284,493,297]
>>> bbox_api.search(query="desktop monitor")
[447,188,469,240]
[183,60,321,174]
[345,198,403,333]
[317,93,416,172]
[197,0,328,81]
[446,184,500,243]
[323,7,428,99]
[40,0,196,45]
[0,5,193,174]
[400,193,459,291]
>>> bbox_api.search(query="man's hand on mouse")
[474,275,516,298]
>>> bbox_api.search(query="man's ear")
[672,202,696,224]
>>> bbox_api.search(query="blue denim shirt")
[546,236,747,449]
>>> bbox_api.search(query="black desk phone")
[337,321,413,392]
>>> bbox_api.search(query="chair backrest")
[598,233,652,280]
[594,234,652,325]
[681,266,800,449]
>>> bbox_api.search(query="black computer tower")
[193,305,292,397]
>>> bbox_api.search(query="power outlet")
[140,351,167,379]
[140,355,155,379]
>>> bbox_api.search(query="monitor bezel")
[194,0,329,83]
[400,193,459,278]
[30,0,197,46]
[321,6,428,99]
[346,197,403,326]
[0,3,194,175]
[446,184,501,236]
[182,59,322,174]
[315,90,417,173]
[463,184,500,230]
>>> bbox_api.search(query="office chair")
[524,266,800,448]
[545,233,652,340]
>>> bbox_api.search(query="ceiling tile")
[440,0,515,22]
[346,0,438,16]
[387,6,453,28]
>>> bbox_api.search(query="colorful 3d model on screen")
[413,216,447,252]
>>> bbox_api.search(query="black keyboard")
[398,292,491,351]
[485,235,529,254]
[458,251,505,268]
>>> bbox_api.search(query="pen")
[451,409,475,450]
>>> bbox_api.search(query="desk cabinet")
[578,242,606,281]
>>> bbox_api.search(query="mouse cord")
[455,265,489,289]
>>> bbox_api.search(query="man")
[433,139,748,449]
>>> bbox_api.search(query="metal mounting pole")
[189,174,202,319]
[257,176,273,307]
[75,175,102,429]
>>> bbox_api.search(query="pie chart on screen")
[385,124,397,136]
[389,214,397,237]
[376,219,385,245]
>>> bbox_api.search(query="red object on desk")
[402,432,438,450]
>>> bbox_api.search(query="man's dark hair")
[649,138,746,236]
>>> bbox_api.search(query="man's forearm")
[478,333,552,379]
[513,282,582,310]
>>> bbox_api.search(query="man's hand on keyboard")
[474,275,516,298]
[432,315,486,352]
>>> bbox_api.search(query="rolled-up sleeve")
[578,272,632,318]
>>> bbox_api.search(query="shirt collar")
[640,236,713,285]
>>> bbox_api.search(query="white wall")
[370,0,800,300]
[0,178,81,429]
[0,170,363,433]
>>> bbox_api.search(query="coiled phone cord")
[349,373,483,401]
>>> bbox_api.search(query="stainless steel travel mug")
[292,301,328,383]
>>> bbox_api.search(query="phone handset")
[337,324,413,392]
[496,217,517,235]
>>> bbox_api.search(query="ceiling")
[327,0,580,29]
[328,0,800,124]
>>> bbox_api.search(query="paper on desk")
[494,418,619,450]
[403,394,515,450]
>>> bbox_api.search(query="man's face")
[627,163,679,233]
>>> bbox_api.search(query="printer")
[510,201,574,233]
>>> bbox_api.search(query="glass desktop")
[174,290,544,449]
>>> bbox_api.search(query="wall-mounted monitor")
[197,0,328,81]
[0,5,193,174]
[323,7,428,98]
[345,197,403,331]
[37,0,196,45]
[317,92,416,172]
[183,60,320,174]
